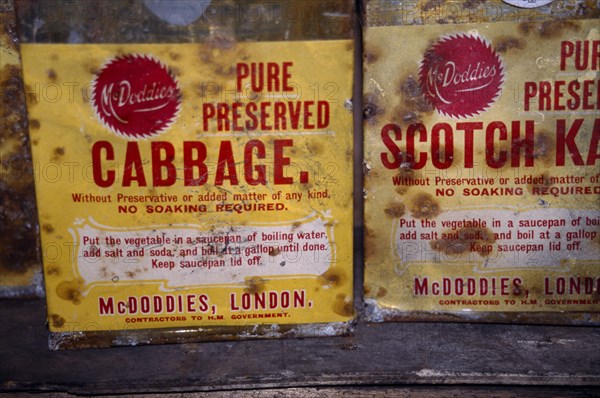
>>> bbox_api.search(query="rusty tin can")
[363,0,600,324]
[0,0,43,298]
[16,0,355,348]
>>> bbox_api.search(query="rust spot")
[364,236,377,260]
[54,147,65,156]
[520,20,581,38]
[527,173,553,194]
[169,66,182,76]
[539,20,580,39]
[494,36,525,53]
[363,92,384,124]
[56,279,84,304]
[169,52,181,61]
[399,75,433,113]
[363,101,378,120]
[292,221,302,229]
[306,140,324,155]
[332,293,353,317]
[42,223,55,234]
[422,0,443,11]
[244,276,266,294]
[391,75,434,126]
[463,0,486,9]
[532,132,555,165]
[395,185,410,195]
[591,232,600,247]
[268,247,280,256]
[46,266,61,276]
[213,64,236,77]
[376,287,388,298]
[364,48,380,64]
[364,285,372,295]
[50,314,65,328]
[29,119,40,129]
[518,22,533,35]
[409,192,441,219]
[392,166,417,195]
[47,69,57,81]
[26,91,37,105]
[430,226,496,257]
[319,268,345,287]
[384,202,406,218]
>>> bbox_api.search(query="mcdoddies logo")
[419,34,504,119]
[91,54,181,138]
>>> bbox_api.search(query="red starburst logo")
[91,54,181,138]
[419,34,504,119]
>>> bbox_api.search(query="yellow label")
[364,20,599,315]
[21,40,354,332]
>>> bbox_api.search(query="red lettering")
[524,81,537,111]
[214,141,238,185]
[98,297,114,315]
[414,277,428,295]
[303,101,314,129]
[457,122,483,168]
[486,121,508,168]
[92,140,115,187]
[556,119,584,166]
[244,139,267,185]
[151,142,176,187]
[317,101,329,128]
[236,62,293,92]
[560,41,574,70]
[431,123,453,169]
[123,142,146,187]
[587,119,600,165]
[407,123,427,169]
[202,103,215,131]
[187,294,196,312]
[511,120,534,167]
[273,102,287,129]
[183,141,208,186]
[381,123,402,169]
[274,139,293,184]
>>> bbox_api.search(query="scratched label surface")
[21,41,354,332]
[363,19,599,317]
